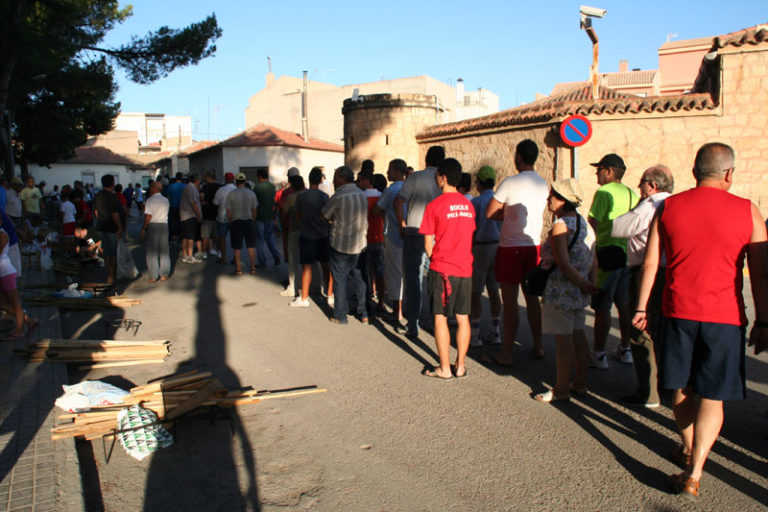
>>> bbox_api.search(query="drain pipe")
[301,71,309,142]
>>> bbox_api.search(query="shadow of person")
[142,257,259,511]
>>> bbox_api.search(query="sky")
[103,1,767,142]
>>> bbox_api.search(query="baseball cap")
[551,178,583,206]
[224,172,235,182]
[235,173,247,182]
[476,165,496,182]
[287,167,300,177]
[590,153,626,170]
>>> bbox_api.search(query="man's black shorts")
[659,317,746,400]
[427,268,471,317]
[230,219,256,249]
[299,236,330,265]
[180,218,198,240]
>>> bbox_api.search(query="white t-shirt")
[144,193,170,224]
[213,183,237,223]
[493,170,548,247]
[60,200,76,224]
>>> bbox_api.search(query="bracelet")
[755,320,768,328]
[634,310,646,313]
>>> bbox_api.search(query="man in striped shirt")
[321,166,368,325]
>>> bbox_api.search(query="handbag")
[522,216,581,297]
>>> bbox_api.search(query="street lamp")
[579,5,607,101]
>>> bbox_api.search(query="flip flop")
[422,368,453,381]
[455,370,468,379]
[233,269,243,276]
[250,268,257,275]
[533,390,570,403]
[480,353,514,367]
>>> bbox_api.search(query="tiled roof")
[178,140,218,157]
[658,36,713,52]
[712,24,768,49]
[600,70,657,87]
[417,84,715,140]
[550,81,590,96]
[62,146,137,166]
[218,124,344,153]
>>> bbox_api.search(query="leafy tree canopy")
[0,0,222,170]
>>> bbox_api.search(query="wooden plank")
[165,378,223,420]
[78,359,166,370]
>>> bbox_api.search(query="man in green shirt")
[253,168,281,267]
[20,176,44,217]
[588,153,638,370]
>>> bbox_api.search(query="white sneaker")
[327,295,335,308]
[194,252,207,261]
[208,249,218,256]
[289,297,310,307]
[614,347,634,365]
[279,288,296,297]
[590,352,609,370]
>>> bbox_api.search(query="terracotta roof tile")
[219,124,343,153]
[550,81,590,96]
[601,70,657,87]
[62,146,137,166]
[178,140,218,157]
[658,36,714,52]
[712,24,768,49]
[417,85,715,140]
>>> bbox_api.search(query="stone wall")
[343,94,442,173]
[416,43,768,217]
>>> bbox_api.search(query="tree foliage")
[0,0,222,171]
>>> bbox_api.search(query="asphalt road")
[61,223,768,512]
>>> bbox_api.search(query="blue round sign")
[560,114,593,147]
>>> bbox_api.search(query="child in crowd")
[0,215,38,341]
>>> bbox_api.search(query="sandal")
[233,268,243,276]
[533,389,570,403]
[250,267,257,275]
[669,444,692,469]
[668,472,699,501]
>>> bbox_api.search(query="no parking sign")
[560,114,593,147]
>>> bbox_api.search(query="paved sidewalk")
[0,267,83,511]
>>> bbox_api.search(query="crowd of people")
[5,138,767,503]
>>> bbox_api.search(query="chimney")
[619,59,628,73]
[266,56,274,87]
[456,78,465,106]
[301,70,309,142]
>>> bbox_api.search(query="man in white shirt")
[485,139,549,365]
[612,165,673,408]
[141,181,171,282]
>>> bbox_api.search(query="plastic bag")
[116,238,139,280]
[117,405,173,460]
[53,283,93,298]
[55,380,129,412]
[40,244,53,270]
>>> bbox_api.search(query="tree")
[0,0,222,176]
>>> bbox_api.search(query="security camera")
[580,5,607,18]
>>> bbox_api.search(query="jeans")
[329,248,366,321]
[402,234,430,333]
[255,220,280,265]
[145,223,170,279]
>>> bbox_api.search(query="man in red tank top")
[633,142,768,501]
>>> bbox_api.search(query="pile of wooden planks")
[19,338,170,369]
[52,370,326,441]
[23,295,142,309]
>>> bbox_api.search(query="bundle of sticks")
[23,295,142,309]
[51,370,326,441]
[18,338,170,369]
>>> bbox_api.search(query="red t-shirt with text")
[419,192,475,277]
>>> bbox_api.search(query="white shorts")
[542,303,586,335]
